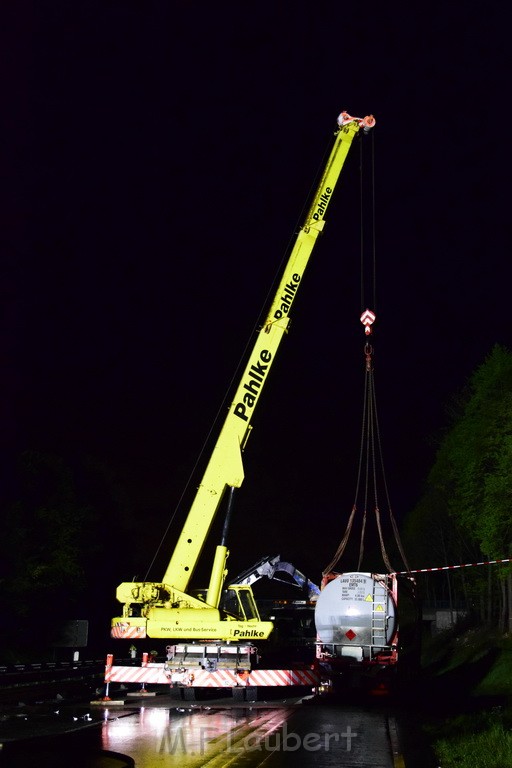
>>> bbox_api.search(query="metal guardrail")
[0,659,116,692]
[0,658,135,676]
[1,661,98,675]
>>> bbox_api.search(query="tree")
[0,451,90,656]
[404,345,512,629]
[445,346,512,560]
[0,450,136,658]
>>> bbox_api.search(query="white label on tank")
[340,576,367,601]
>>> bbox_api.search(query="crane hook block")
[360,308,376,335]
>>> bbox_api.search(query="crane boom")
[111,111,375,642]
[164,111,374,594]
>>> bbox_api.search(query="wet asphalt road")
[0,691,439,767]
[100,701,397,767]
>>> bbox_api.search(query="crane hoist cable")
[323,326,410,576]
[323,133,410,577]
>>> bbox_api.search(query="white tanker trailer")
[314,572,421,689]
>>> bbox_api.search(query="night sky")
[2,4,509,591]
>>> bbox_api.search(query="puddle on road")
[100,705,287,767]
[0,705,286,768]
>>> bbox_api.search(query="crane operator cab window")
[222,586,261,621]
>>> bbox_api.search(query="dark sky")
[2,3,509,585]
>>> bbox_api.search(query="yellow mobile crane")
[111,111,375,650]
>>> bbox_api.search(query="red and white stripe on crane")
[105,661,320,688]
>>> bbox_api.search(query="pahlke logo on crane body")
[234,349,272,422]
[231,628,265,638]
[273,273,301,321]
[312,186,332,221]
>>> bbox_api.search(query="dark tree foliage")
[0,451,135,659]
[403,345,512,628]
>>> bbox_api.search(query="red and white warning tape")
[392,558,512,576]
